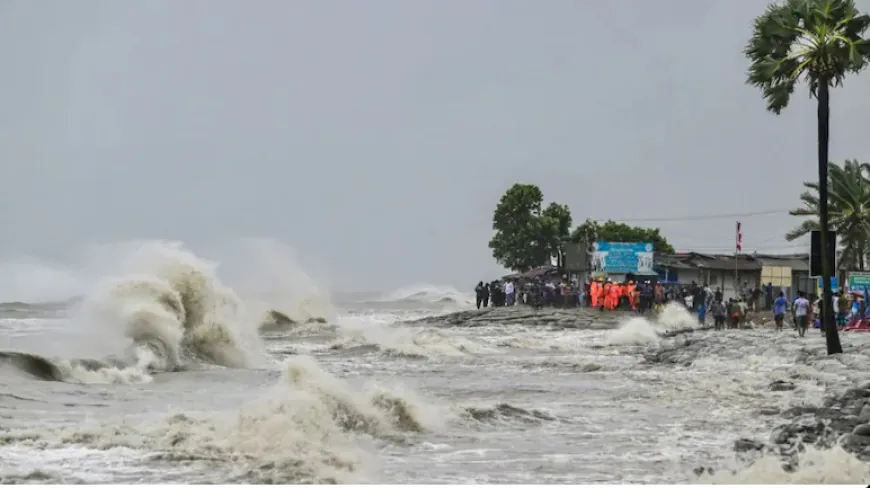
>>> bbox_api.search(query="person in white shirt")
[793,291,811,338]
[504,281,515,306]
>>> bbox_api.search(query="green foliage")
[745,0,870,354]
[570,219,675,254]
[787,159,870,270]
[745,0,870,114]
[488,184,573,272]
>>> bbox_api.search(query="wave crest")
[2,241,269,384]
[379,284,474,307]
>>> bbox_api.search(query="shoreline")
[405,305,638,328]
[407,304,870,473]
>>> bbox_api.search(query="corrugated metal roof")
[753,253,809,271]
[656,252,811,272]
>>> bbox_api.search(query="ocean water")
[1,240,869,484]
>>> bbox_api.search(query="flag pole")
[735,221,742,300]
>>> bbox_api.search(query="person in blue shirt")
[773,291,788,331]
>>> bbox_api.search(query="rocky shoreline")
[407,306,643,329]
[405,305,712,340]
[409,305,870,473]
[728,379,870,469]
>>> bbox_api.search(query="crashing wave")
[378,284,474,307]
[0,242,266,384]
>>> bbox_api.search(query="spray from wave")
[329,315,496,358]
[378,284,474,308]
[699,445,870,484]
[2,356,442,483]
[1,241,269,384]
[208,239,334,329]
[605,303,698,346]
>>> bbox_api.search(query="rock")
[829,415,864,437]
[841,388,870,404]
[853,424,870,437]
[842,433,870,451]
[769,380,797,392]
[782,405,820,418]
[859,405,870,421]
[771,418,827,446]
[734,438,765,452]
[757,407,781,416]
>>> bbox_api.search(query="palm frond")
[747,0,870,111]
[786,219,818,241]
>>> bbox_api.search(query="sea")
[1,240,869,484]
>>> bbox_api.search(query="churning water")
[1,241,869,483]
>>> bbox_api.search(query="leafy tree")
[570,219,675,254]
[541,203,573,268]
[745,0,870,354]
[489,184,572,272]
[787,159,870,271]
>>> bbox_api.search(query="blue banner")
[817,277,839,291]
[590,241,655,274]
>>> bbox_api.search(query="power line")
[595,209,789,223]
[674,243,807,253]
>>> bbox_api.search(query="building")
[654,252,810,300]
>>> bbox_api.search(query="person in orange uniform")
[602,280,612,310]
[590,279,600,308]
[626,280,637,311]
[608,281,621,310]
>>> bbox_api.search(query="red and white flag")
[736,221,743,252]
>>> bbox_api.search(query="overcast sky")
[2,0,870,297]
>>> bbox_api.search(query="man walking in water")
[794,291,810,337]
[773,290,788,331]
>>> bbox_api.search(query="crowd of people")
[474,277,870,336]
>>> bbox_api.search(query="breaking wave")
[1,356,442,483]
[378,284,474,307]
[700,445,870,483]
[328,316,496,358]
[605,303,698,346]
[0,241,268,384]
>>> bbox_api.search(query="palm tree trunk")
[817,81,843,355]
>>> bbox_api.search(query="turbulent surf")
[1,241,870,483]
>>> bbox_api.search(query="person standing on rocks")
[504,280,515,306]
[711,299,726,330]
[794,291,810,338]
[475,282,486,309]
[773,291,788,331]
[482,282,490,308]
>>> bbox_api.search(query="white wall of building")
[661,267,763,300]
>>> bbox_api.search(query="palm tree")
[787,160,870,271]
[746,0,870,355]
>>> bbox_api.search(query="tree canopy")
[745,0,870,115]
[787,159,870,271]
[489,184,573,272]
[570,219,675,254]
[489,184,676,272]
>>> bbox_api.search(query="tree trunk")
[817,81,843,355]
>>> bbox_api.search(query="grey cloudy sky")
[2,0,870,297]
